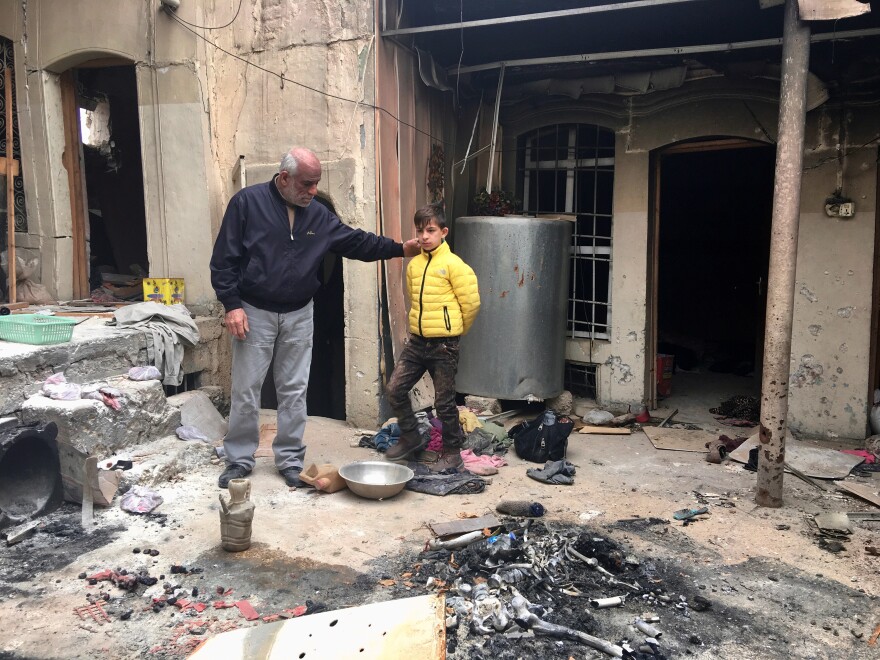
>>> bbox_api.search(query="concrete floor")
[0,413,878,658]
[654,370,760,431]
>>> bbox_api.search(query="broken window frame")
[518,123,615,340]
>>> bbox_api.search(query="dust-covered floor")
[0,416,877,659]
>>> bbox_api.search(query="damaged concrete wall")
[204,0,388,426]
[497,76,877,439]
[787,108,877,440]
[0,0,216,305]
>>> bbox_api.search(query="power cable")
[169,0,244,30]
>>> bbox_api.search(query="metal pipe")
[486,64,505,193]
[381,0,707,36]
[4,66,15,304]
[590,596,625,609]
[634,619,662,638]
[756,0,810,508]
[450,27,880,74]
[427,529,484,550]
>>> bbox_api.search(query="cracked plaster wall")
[0,0,216,305]
[500,80,877,438]
[205,0,383,426]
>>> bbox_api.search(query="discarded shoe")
[279,466,312,488]
[705,439,728,464]
[218,464,251,489]
[672,506,709,521]
[385,430,428,461]
[526,460,576,485]
[496,500,545,517]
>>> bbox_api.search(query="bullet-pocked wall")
[0,0,215,305]
[204,0,388,426]
[500,76,878,440]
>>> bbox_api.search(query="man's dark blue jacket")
[210,176,403,313]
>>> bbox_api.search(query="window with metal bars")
[564,361,598,400]
[517,124,615,339]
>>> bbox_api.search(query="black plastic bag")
[509,410,574,463]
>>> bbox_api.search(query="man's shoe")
[218,464,251,488]
[384,432,428,461]
[279,466,311,488]
[429,449,464,473]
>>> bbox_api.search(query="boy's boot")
[385,430,428,461]
[430,446,463,472]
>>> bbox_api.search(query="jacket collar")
[270,174,300,209]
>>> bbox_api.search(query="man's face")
[278,161,321,208]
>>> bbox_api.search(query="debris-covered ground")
[0,416,878,658]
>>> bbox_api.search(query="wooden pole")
[756,0,810,508]
[4,65,15,303]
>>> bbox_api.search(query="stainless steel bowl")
[338,461,414,500]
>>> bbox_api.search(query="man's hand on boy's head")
[402,238,421,258]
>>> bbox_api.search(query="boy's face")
[416,218,448,252]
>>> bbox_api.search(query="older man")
[210,147,419,488]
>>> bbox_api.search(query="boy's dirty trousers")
[224,300,313,471]
[386,335,465,448]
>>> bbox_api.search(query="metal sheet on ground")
[642,426,715,453]
[430,514,499,537]
[729,434,864,479]
[834,481,880,508]
[189,594,446,660]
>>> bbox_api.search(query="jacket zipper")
[287,207,295,241]
[443,306,451,332]
[417,252,432,336]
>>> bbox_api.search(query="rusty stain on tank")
[500,291,508,298]
[518,273,525,287]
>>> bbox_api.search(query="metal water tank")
[455,216,571,400]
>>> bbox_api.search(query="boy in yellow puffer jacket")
[385,203,480,471]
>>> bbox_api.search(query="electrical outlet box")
[838,202,855,217]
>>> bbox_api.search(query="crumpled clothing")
[405,470,487,496]
[464,427,510,456]
[461,449,507,476]
[480,421,508,444]
[368,423,400,452]
[841,449,876,465]
[112,302,200,387]
[458,408,483,433]
[427,424,443,452]
[526,460,576,485]
[709,395,760,424]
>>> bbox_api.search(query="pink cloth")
[460,449,507,476]
[427,426,443,452]
[841,449,876,464]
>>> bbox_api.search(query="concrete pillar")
[756,0,810,508]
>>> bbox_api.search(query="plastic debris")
[120,486,164,514]
[128,365,162,381]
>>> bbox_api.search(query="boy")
[385,203,481,471]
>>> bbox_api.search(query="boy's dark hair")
[414,202,446,230]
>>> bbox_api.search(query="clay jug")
[219,478,255,552]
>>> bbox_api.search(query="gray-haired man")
[210,147,420,488]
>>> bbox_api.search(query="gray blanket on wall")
[112,302,200,386]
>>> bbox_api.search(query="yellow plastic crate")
[0,314,77,345]
[143,278,185,305]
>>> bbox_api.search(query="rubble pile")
[412,520,711,658]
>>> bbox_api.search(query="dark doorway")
[75,65,149,293]
[655,144,775,412]
[260,196,346,420]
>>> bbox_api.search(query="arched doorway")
[60,61,149,299]
[648,138,775,415]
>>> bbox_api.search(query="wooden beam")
[59,70,90,300]
[0,156,19,177]
[5,66,15,304]
[662,138,771,154]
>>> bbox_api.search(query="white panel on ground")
[190,594,446,660]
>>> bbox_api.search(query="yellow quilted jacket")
[407,241,480,338]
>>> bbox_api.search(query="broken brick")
[234,600,260,621]
[213,601,235,609]
[87,570,113,582]
[262,614,281,623]
[283,605,308,617]
[74,600,111,624]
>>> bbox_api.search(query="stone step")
[20,378,181,456]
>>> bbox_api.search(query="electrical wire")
[169,0,244,30]
[167,12,451,145]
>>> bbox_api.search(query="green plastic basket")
[0,314,78,345]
